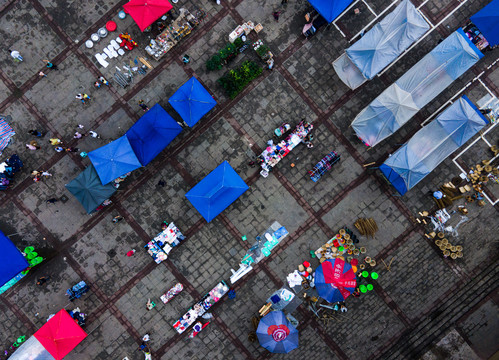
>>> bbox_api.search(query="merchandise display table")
[242,222,289,265]
[173,281,229,333]
[145,222,185,263]
[258,120,313,177]
[145,8,199,60]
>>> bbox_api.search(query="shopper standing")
[42,60,58,70]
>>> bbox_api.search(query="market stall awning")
[66,164,117,213]
[380,96,488,195]
[34,309,87,360]
[186,161,248,222]
[307,0,354,23]
[351,28,483,147]
[471,0,499,46]
[123,0,173,32]
[126,103,183,166]
[315,258,357,303]
[169,77,217,127]
[0,116,15,156]
[0,230,28,288]
[88,135,142,185]
[334,0,429,89]
[256,310,299,353]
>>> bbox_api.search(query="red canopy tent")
[34,309,87,360]
[123,0,173,32]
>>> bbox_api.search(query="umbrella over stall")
[315,258,357,303]
[256,311,299,354]
[123,0,173,32]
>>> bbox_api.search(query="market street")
[0,0,498,359]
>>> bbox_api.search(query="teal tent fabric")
[66,164,117,213]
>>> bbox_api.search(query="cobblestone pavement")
[0,0,498,359]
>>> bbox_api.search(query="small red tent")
[34,309,87,360]
[123,0,173,32]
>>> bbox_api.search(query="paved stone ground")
[0,0,498,359]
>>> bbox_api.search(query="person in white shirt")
[9,49,23,62]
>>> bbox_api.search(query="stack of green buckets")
[358,271,378,293]
[24,246,43,267]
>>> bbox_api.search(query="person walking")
[126,249,136,257]
[94,81,101,88]
[54,146,64,152]
[113,215,124,223]
[65,147,79,153]
[42,60,58,70]
[76,94,85,104]
[99,76,109,86]
[49,138,62,145]
[46,198,58,204]
[41,171,52,177]
[39,71,47,78]
[9,49,23,62]
[36,276,50,286]
[73,131,85,139]
[88,130,100,139]
[26,140,40,150]
[138,100,149,112]
[28,129,45,137]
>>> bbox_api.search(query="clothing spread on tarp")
[309,151,341,182]
[145,222,185,264]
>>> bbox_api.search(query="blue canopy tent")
[380,96,488,195]
[168,77,217,127]
[0,230,29,288]
[471,0,499,46]
[88,135,142,185]
[126,104,183,166]
[66,164,117,213]
[334,0,429,89]
[186,161,248,222]
[351,29,483,147]
[308,0,354,23]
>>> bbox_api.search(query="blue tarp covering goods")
[380,96,488,195]
[0,230,29,287]
[334,0,429,89]
[471,0,499,46]
[88,135,142,185]
[66,164,117,213]
[126,104,183,166]
[169,77,217,127]
[351,29,483,147]
[186,161,248,222]
[307,0,354,23]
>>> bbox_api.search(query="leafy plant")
[206,43,240,71]
[218,60,263,99]
[255,44,270,59]
[206,54,222,71]
[233,37,244,50]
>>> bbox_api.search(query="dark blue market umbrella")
[256,311,298,353]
